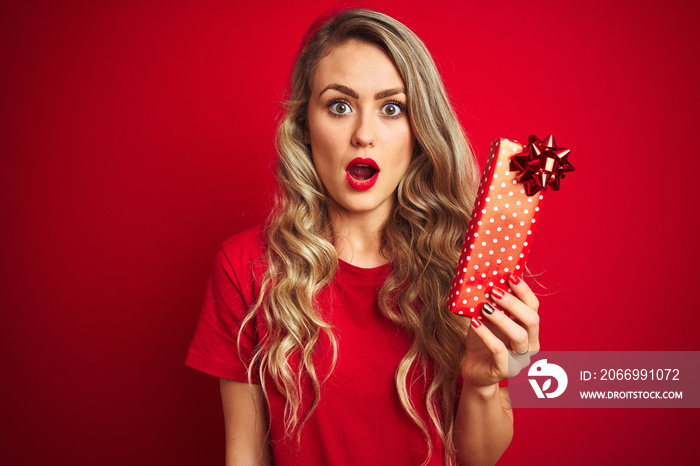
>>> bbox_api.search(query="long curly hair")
[240,8,481,464]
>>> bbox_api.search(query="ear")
[304,129,311,145]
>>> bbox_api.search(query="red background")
[2,0,698,464]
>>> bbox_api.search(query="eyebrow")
[319,83,405,100]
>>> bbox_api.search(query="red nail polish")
[471,317,482,328]
[510,275,521,285]
[491,287,505,300]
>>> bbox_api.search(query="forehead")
[310,40,404,93]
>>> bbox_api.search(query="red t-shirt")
[186,227,444,465]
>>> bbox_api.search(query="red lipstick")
[345,157,379,190]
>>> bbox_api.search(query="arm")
[454,275,540,465]
[220,378,272,466]
[454,380,513,465]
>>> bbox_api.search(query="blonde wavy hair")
[240,8,481,464]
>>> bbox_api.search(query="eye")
[381,101,405,117]
[328,101,352,115]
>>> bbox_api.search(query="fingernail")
[470,317,482,328]
[491,287,505,300]
[510,275,521,285]
[482,302,496,315]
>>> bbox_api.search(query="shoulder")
[219,224,266,266]
[186,225,268,381]
[211,225,268,292]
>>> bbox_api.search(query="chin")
[338,195,393,216]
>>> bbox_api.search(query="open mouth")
[347,164,378,181]
[345,158,380,190]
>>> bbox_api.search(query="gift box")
[448,135,573,318]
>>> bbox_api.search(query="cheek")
[308,115,333,155]
[310,138,334,172]
[310,132,346,175]
[309,138,340,183]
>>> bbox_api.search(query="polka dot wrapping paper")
[448,137,572,318]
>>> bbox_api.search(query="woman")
[186,8,540,466]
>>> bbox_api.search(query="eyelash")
[326,99,352,117]
[325,99,407,118]
[381,100,406,118]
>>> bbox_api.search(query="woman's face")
[307,40,414,223]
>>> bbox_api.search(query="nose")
[351,112,375,148]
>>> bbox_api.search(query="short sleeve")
[185,240,262,384]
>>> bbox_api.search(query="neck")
[329,204,391,268]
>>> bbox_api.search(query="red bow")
[510,135,574,196]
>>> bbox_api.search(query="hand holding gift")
[462,274,543,388]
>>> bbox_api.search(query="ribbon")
[510,135,574,196]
